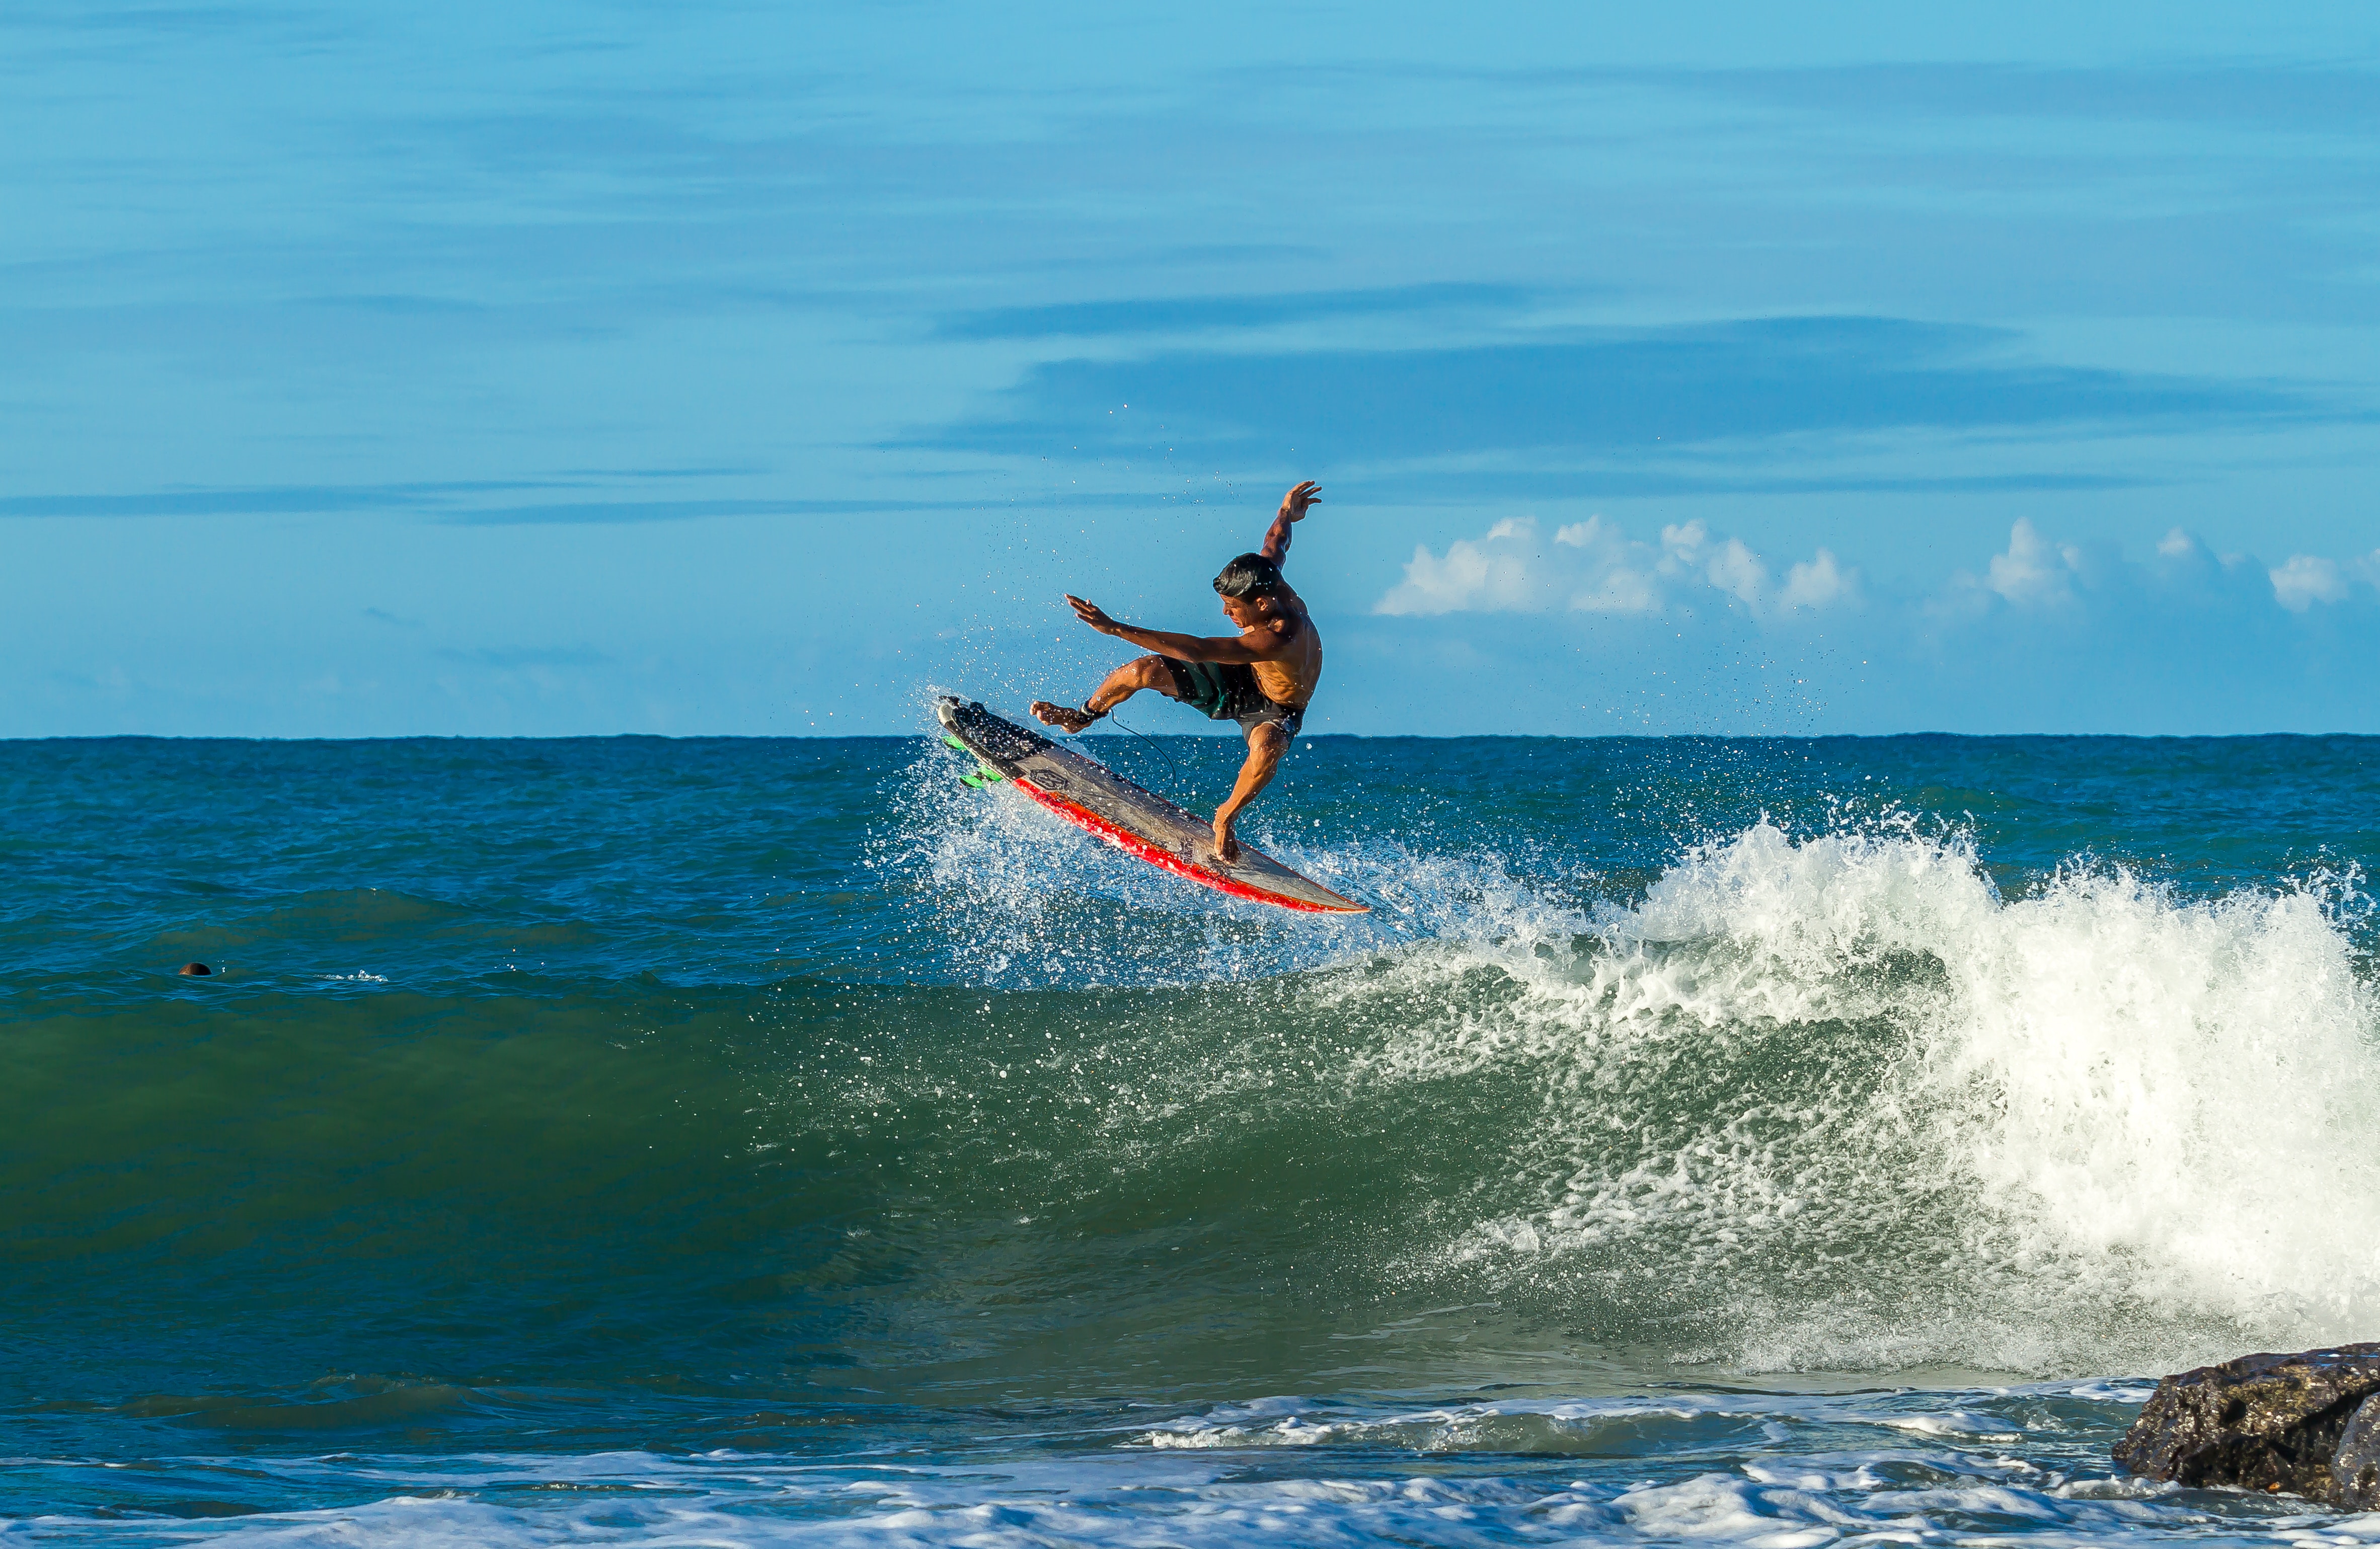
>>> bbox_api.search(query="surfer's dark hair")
[1213,553,1285,598]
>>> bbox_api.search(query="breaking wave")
[898,753,2380,1379]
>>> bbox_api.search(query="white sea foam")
[28,1386,2380,1548]
[1373,823,2380,1376]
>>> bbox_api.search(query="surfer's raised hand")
[1064,594,1119,635]
[1260,481,1321,563]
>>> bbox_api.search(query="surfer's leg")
[1089,656,1185,712]
[1211,721,1287,862]
[1032,655,1180,732]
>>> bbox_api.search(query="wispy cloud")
[1335,469,2149,503]
[0,482,1153,525]
[442,498,935,526]
[0,483,544,518]
[922,316,2317,465]
[935,283,1533,340]
[0,483,963,524]
[0,476,791,521]
[1637,62,2380,133]
[437,646,611,669]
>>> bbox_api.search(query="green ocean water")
[5,733,2378,1545]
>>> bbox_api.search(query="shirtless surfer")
[1032,481,1324,862]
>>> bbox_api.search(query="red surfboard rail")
[1010,777,1352,913]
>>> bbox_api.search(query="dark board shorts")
[1162,658,1305,740]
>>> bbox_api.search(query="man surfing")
[1031,481,1323,862]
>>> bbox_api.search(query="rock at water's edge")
[2336,1393,2380,1512]
[2113,1344,2380,1506]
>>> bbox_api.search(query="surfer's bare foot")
[1212,817,1240,863]
[1030,700,1100,734]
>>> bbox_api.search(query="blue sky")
[4,1,2377,735]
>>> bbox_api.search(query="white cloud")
[1570,568,1663,614]
[1553,515,1665,613]
[1782,548,1855,609]
[2270,554,2350,611]
[1986,518,2082,606]
[1706,537,1770,608]
[1381,515,2379,645]
[1375,514,1857,619]
[1373,516,1560,615]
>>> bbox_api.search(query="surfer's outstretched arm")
[1259,481,1321,564]
[1062,596,1282,664]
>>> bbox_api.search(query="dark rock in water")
[2113,1344,2380,1506]
[2336,1395,2380,1512]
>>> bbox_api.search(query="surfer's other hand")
[1211,816,1240,863]
[1065,594,1117,633]
[1278,481,1321,522]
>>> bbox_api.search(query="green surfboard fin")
[944,734,1005,788]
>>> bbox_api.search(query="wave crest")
[1374,823,2380,1375]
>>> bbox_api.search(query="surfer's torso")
[1251,588,1321,709]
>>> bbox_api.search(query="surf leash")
[1103,706,1183,792]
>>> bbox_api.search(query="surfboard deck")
[936,697,1369,914]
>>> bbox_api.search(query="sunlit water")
[6,732,2378,1545]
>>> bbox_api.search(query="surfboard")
[936,696,1369,914]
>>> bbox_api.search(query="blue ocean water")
[5,731,2379,1546]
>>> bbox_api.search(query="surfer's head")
[1213,553,1284,600]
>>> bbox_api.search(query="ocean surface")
[6,730,2379,1547]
